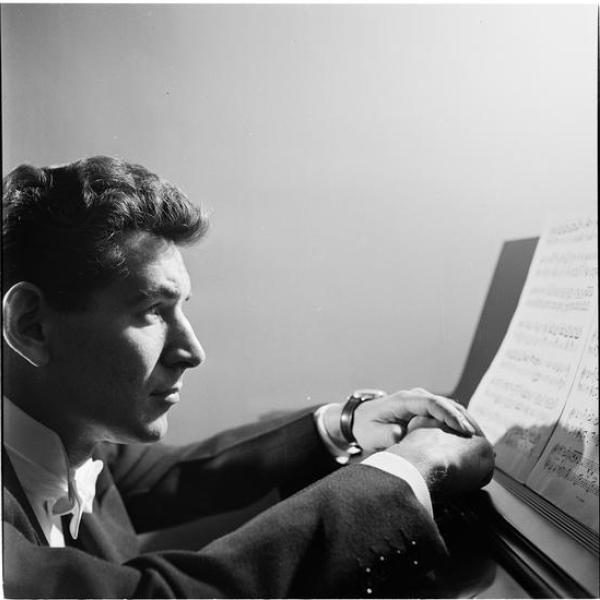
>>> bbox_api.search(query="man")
[2,156,493,598]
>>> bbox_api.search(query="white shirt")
[3,398,103,546]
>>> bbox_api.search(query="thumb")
[407,416,440,432]
[390,423,406,443]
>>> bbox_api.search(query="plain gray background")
[2,4,597,445]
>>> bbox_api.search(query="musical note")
[527,316,599,532]
[469,214,598,493]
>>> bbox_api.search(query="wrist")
[362,451,434,518]
[338,389,388,454]
[386,441,449,495]
[322,403,347,448]
[316,388,388,463]
[314,404,355,465]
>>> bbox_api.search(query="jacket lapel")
[2,447,49,546]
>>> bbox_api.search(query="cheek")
[106,328,167,380]
[51,327,99,371]
[56,326,165,387]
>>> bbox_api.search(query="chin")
[106,414,169,445]
[123,415,169,444]
[143,416,169,442]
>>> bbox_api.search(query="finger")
[380,390,474,435]
[390,422,406,443]
[406,416,438,432]
[459,410,484,436]
[440,397,485,436]
[423,393,479,435]
[398,391,476,435]
[442,397,485,435]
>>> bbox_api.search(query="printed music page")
[469,215,598,482]
[526,316,599,533]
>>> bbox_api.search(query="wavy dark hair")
[2,155,209,311]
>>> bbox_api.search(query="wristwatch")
[339,389,387,455]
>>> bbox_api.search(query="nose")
[164,311,205,370]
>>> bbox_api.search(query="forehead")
[99,232,192,304]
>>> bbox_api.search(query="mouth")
[151,386,182,404]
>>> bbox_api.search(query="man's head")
[3,155,207,310]
[2,156,208,454]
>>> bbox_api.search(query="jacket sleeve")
[101,407,340,532]
[3,464,448,599]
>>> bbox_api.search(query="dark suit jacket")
[2,407,447,598]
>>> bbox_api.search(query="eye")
[139,303,165,322]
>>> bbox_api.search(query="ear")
[2,282,51,367]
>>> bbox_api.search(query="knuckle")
[479,439,494,459]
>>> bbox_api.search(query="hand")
[387,425,494,497]
[343,388,480,455]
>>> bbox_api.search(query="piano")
[433,237,599,599]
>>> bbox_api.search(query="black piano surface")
[432,237,599,599]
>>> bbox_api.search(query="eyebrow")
[133,284,191,304]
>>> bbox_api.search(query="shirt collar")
[3,397,103,539]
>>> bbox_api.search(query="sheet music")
[526,317,599,533]
[469,216,598,482]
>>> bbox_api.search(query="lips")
[153,387,180,395]
[151,385,182,401]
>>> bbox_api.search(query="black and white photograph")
[1,3,598,598]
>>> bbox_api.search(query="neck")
[4,379,96,469]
